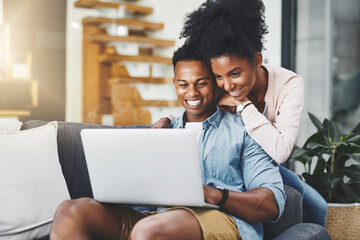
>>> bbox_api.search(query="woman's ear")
[254,52,263,68]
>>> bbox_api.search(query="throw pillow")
[0,121,70,239]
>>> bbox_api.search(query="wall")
[0,0,3,24]
[66,0,282,122]
[2,0,66,122]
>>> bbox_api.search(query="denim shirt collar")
[176,106,222,129]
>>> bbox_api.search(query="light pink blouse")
[242,64,304,164]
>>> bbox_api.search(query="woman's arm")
[151,114,177,128]
[242,76,304,163]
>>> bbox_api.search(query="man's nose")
[188,85,199,96]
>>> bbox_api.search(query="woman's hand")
[203,185,222,205]
[217,92,250,113]
[151,117,171,129]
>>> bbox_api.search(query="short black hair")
[180,0,268,64]
[172,42,203,68]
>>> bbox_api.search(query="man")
[50,44,285,240]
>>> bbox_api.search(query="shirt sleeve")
[241,76,304,164]
[241,134,286,222]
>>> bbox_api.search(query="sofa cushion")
[21,121,150,199]
[273,223,331,240]
[263,185,303,239]
[0,122,70,239]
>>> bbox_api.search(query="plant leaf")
[307,142,328,150]
[348,182,360,191]
[346,135,360,143]
[340,165,360,182]
[330,176,342,189]
[302,172,329,189]
[303,132,328,149]
[288,146,307,159]
[288,147,309,167]
[348,142,360,148]
[308,112,323,132]
[336,143,360,155]
[330,120,341,142]
[334,155,349,172]
[339,182,360,202]
[351,122,360,134]
[322,119,332,144]
[313,155,326,175]
[349,153,360,164]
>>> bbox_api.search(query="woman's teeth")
[230,89,241,95]
[187,100,201,106]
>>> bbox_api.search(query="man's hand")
[203,185,223,205]
[151,117,171,129]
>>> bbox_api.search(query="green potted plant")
[289,113,360,240]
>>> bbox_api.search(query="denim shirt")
[170,107,286,240]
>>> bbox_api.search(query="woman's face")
[211,54,261,102]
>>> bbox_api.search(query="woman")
[154,0,327,226]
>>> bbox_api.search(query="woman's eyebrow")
[227,67,241,75]
[212,67,240,76]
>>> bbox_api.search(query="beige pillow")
[0,122,70,239]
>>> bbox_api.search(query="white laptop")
[81,128,218,208]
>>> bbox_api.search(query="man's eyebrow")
[176,77,210,82]
[176,79,186,82]
[196,77,211,81]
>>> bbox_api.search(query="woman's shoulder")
[263,64,304,94]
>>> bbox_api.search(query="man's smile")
[186,99,202,106]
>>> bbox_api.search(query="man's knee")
[131,218,165,240]
[54,198,95,221]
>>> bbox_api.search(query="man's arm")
[204,132,285,224]
[203,185,279,223]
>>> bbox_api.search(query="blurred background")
[0,0,359,146]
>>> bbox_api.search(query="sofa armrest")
[263,185,303,239]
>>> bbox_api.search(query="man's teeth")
[187,100,201,106]
[230,89,241,95]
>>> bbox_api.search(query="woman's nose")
[223,78,234,92]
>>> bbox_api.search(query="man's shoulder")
[219,110,245,127]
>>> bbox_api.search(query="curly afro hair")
[180,0,268,64]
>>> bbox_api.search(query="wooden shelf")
[99,54,172,64]
[117,100,181,107]
[109,76,173,84]
[0,78,35,83]
[0,110,31,117]
[88,33,175,47]
[82,17,164,31]
[74,0,153,15]
[80,1,177,124]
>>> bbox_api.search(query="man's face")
[173,60,217,122]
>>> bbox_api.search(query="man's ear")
[173,77,176,85]
[254,52,263,68]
